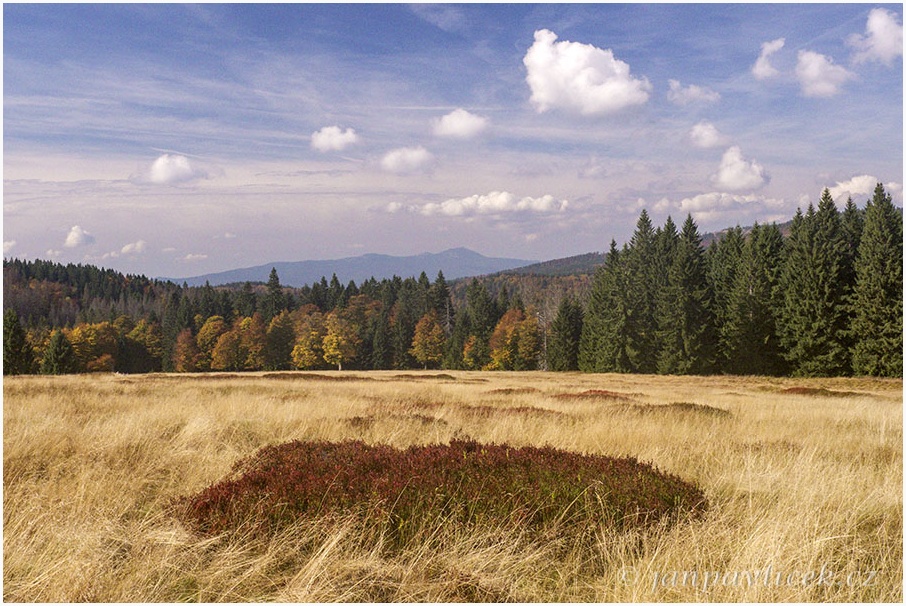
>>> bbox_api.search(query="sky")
[3,3,903,280]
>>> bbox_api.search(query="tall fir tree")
[260,268,286,324]
[4,309,35,375]
[656,215,716,375]
[707,226,745,372]
[41,329,77,375]
[778,190,849,376]
[722,223,786,375]
[578,240,634,373]
[849,183,903,376]
[547,296,584,371]
[624,209,659,373]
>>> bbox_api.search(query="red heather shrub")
[175,440,707,544]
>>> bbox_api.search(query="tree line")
[4,184,901,377]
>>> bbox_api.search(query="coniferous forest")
[4,185,902,377]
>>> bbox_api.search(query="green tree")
[778,191,849,376]
[265,310,295,370]
[722,223,786,375]
[547,296,583,371]
[579,240,634,373]
[656,215,716,375]
[625,209,659,373]
[236,281,258,317]
[707,226,745,371]
[260,268,286,324]
[850,183,902,376]
[4,308,35,375]
[41,329,77,374]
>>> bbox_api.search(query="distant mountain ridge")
[166,248,535,287]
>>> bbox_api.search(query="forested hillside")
[4,185,902,377]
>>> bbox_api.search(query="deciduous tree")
[409,311,446,369]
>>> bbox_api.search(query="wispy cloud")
[4,241,17,254]
[523,29,651,115]
[667,80,720,105]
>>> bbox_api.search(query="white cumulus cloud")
[753,38,785,79]
[796,50,855,97]
[827,174,882,203]
[848,8,903,65]
[380,146,434,174]
[64,225,95,248]
[415,191,568,217]
[676,192,785,223]
[689,120,728,148]
[523,29,651,115]
[3,240,16,254]
[711,146,769,191]
[433,109,489,139]
[667,79,720,105]
[146,154,206,185]
[120,240,147,255]
[311,126,360,152]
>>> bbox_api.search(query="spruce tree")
[850,183,902,376]
[723,223,786,375]
[656,215,716,375]
[707,226,745,372]
[4,309,35,375]
[579,240,634,372]
[547,296,584,371]
[260,268,286,324]
[624,210,659,373]
[41,329,77,375]
[778,190,849,376]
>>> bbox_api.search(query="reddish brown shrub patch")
[553,389,634,401]
[779,387,861,397]
[174,440,707,544]
[621,402,731,418]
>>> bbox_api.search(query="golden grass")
[3,370,902,601]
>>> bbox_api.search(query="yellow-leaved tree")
[409,311,445,369]
[322,312,360,371]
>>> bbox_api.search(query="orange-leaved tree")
[409,310,446,369]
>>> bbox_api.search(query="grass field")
[3,371,902,602]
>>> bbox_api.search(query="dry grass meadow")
[3,370,902,602]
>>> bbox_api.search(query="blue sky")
[4,3,903,279]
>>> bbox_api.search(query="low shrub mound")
[780,387,861,397]
[621,402,732,418]
[553,389,635,401]
[175,440,707,545]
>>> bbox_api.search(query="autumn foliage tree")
[409,311,445,369]
[488,308,541,370]
[322,312,360,370]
